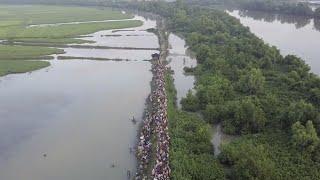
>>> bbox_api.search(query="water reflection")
[167,34,197,108]
[63,47,158,61]
[0,14,156,180]
[0,60,152,180]
[236,9,318,31]
[228,10,320,75]
[79,16,159,48]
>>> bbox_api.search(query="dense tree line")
[119,1,320,179]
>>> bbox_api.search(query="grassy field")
[0,45,64,60]
[0,5,144,76]
[0,60,50,77]
[0,5,140,41]
[0,5,132,25]
[12,38,93,44]
[1,20,142,39]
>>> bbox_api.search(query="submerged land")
[0,5,142,76]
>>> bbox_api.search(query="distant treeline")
[217,0,320,18]
[183,0,320,18]
[241,1,320,17]
[0,0,117,6]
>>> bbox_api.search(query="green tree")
[284,100,318,127]
[181,90,199,112]
[219,142,276,180]
[239,68,265,95]
[223,98,266,134]
[292,121,320,152]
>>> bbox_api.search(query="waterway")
[228,9,320,75]
[0,15,156,180]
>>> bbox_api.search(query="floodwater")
[0,61,151,180]
[61,16,159,60]
[228,10,320,75]
[79,16,159,49]
[28,18,136,28]
[167,34,197,108]
[62,47,157,61]
[0,15,156,180]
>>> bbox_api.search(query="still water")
[0,15,155,180]
[0,61,151,180]
[62,47,157,61]
[228,10,320,75]
[167,34,197,108]
[79,16,159,49]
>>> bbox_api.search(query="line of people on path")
[151,62,170,180]
[135,61,171,180]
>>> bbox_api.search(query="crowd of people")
[135,60,171,180]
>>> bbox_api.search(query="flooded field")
[62,47,157,61]
[0,15,156,180]
[79,16,159,49]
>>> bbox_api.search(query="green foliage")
[0,45,63,60]
[165,70,225,179]
[0,60,50,76]
[283,100,318,128]
[203,104,227,124]
[220,132,320,179]
[219,141,276,180]
[0,20,142,39]
[123,1,320,178]
[181,90,199,112]
[0,5,131,25]
[292,121,320,153]
[0,5,140,44]
[223,98,266,134]
[238,68,265,95]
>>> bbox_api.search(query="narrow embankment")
[135,17,170,180]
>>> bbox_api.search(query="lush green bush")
[165,71,225,180]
